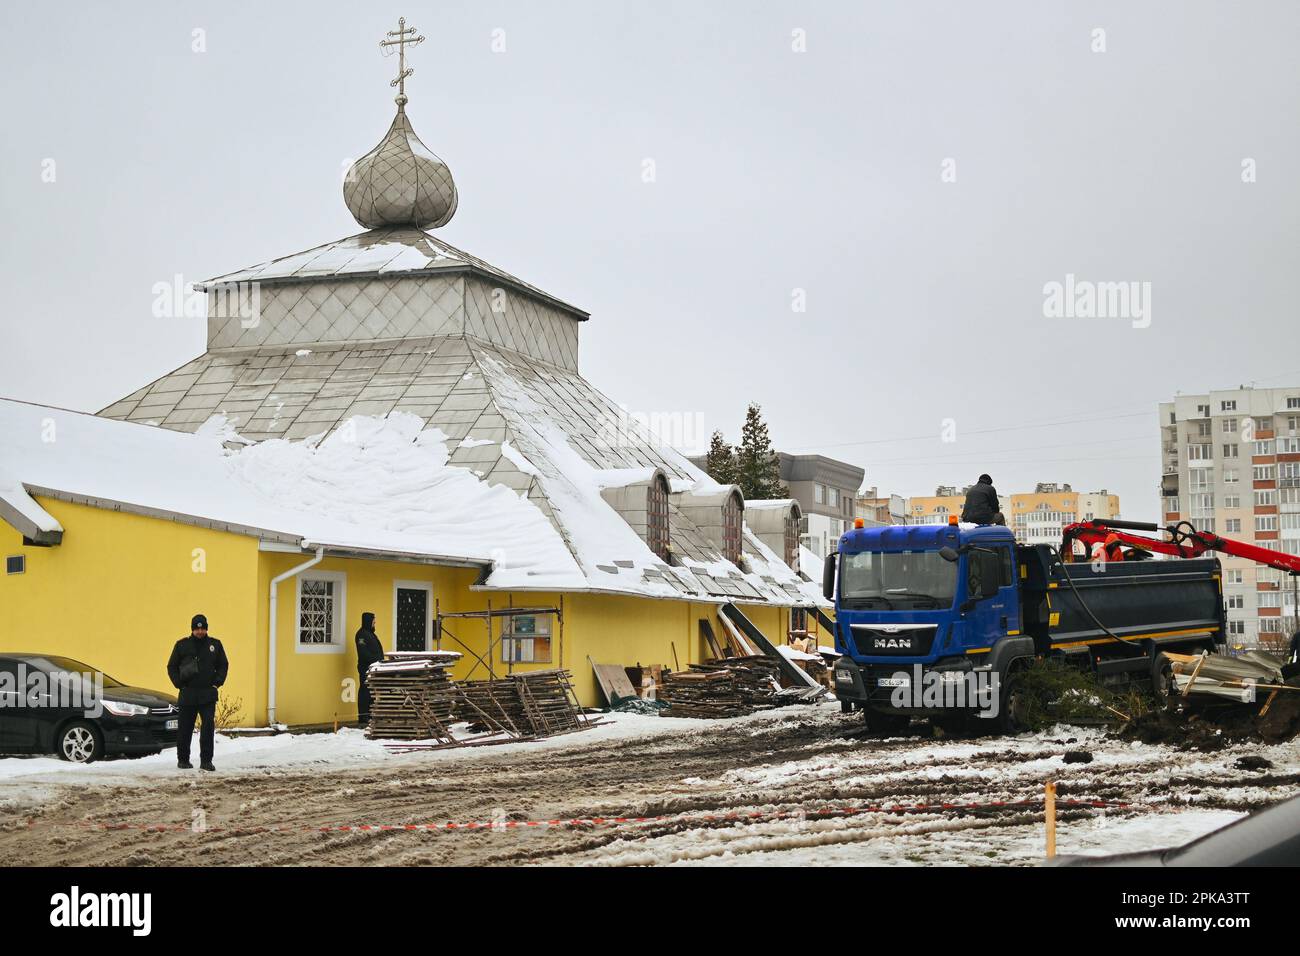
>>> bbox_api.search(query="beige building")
[1159,385,1300,648]
[902,482,1120,549]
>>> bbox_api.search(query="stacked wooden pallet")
[458,678,530,736]
[513,670,587,736]
[458,670,589,738]
[661,669,748,719]
[365,657,458,741]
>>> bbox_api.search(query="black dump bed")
[1019,545,1224,650]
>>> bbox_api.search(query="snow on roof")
[743,498,797,512]
[0,399,582,587]
[199,228,587,319]
[798,545,824,584]
[86,333,825,606]
[0,471,62,535]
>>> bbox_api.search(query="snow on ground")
[0,707,796,796]
[1,702,1295,865]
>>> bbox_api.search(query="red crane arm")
[1060,519,1300,576]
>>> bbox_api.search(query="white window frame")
[391,580,433,654]
[296,570,347,654]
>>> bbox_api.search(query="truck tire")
[864,709,910,737]
[1152,652,1178,710]
[992,667,1028,735]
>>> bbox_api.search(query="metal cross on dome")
[381,16,425,100]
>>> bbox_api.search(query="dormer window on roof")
[599,467,672,563]
[671,485,745,566]
[647,473,670,561]
[743,499,801,570]
[722,492,742,564]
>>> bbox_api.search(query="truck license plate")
[878,677,909,688]
[166,719,178,730]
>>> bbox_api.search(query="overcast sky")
[2,1,1297,520]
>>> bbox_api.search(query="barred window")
[298,573,345,649]
[647,474,671,561]
[722,494,743,564]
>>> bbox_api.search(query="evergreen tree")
[703,429,737,485]
[735,403,788,500]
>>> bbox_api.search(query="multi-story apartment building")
[855,487,907,526]
[904,482,1120,548]
[1159,385,1300,648]
[776,453,865,558]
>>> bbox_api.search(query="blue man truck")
[823,519,1227,734]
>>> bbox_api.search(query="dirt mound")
[1115,692,1300,750]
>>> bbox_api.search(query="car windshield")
[20,656,126,689]
[840,550,957,607]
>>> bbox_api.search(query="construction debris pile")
[1118,650,1300,748]
[365,652,460,743]
[660,656,814,719]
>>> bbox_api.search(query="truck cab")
[825,521,1027,732]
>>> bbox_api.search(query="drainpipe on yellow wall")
[267,546,325,727]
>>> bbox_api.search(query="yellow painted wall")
[563,595,792,706]
[1,498,800,726]
[0,498,261,715]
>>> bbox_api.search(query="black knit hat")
[978,474,992,485]
[191,614,208,630]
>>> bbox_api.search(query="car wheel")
[56,721,103,763]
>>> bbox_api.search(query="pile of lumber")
[661,669,748,718]
[698,656,783,708]
[458,669,590,738]
[365,654,459,741]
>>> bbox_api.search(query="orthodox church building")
[0,22,821,726]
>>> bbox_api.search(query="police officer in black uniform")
[167,613,229,771]
[354,611,385,724]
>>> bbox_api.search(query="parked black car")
[0,654,179,763]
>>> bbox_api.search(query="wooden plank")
[589,658,638,705]
[699,619,724,659]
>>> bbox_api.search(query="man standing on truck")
[960,474,1000,525]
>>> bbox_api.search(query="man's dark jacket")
[355,627,385,676]
[960,481,1000,524]
[167,635,229,706]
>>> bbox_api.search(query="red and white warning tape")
[26,797,1133,836]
